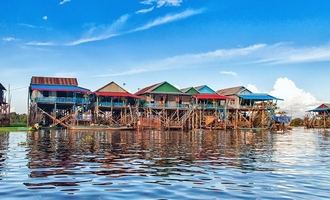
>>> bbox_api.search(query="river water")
[0,128,329,199]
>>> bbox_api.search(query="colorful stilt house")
[28,76,91,129]
[135,82,192,129]
[94,82,140,128]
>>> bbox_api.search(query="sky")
[1,0,330,116]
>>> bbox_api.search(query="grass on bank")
[0,123,29,132]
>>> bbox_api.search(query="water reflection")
[0,129,329,199]
[26,130,275,179]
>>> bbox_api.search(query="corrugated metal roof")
[217,86,250,96]
[194,94,228,100]
[0,83,6,91]
[239,93,282,101]
[31,76,78,86]
[30,84,90,93]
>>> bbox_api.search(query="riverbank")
[0,124,29,132]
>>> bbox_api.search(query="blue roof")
[239,93,282,101]
[195,85,216,94]
[30,84,90,93]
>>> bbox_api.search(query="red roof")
[31,76,78,86]
[95,92,140,99]
[194,94,228,100]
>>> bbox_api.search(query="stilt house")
[0,83,10,126]
[28,76,91,128]
[94,81,140,127]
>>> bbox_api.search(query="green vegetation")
[290,118,304,127]
[10,112,27,125]
[0,112,28,132]
[0,126,29,132]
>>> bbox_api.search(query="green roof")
[153,82,182,93]
[181,87,199,95]
[135,81,188,95]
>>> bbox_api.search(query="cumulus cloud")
[42,16,48,21]
[59,0,71,5]
[220,71,238,77]
[270,77,320,117]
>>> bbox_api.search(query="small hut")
[28,76,91,128]
[0,83,10,126]
[94,81,140,127]
[217,86,282,129]
[135,82,191,129]
[306,104,330,129]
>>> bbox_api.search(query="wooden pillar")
[324,112,326,129]
[235,109,238,129]
[96,96,99,119]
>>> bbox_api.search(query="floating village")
[1,76,330,131]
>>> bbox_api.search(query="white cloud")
[254,43,330,64]
[137,0,182,14]
[141,0,183,8]
[133,8,204,32]
[270,77,320,117]
[25,41,55,46]
[42,16,48,21]
[95,44,265,77]
[136,6,155,14]
[27,9,203,46]
[246,84,260,93]
[220,71,238,77]
[59,0,71,5]
[65,14,130,46]
[2,37,16,42]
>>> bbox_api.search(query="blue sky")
[1,0,330,115]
